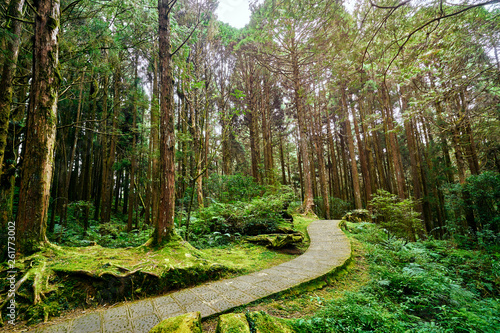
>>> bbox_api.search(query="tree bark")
[61,73,85,226]
[82,78,97,232]
[342,90,362,209]
[353,98,372,203]
[313,106,330,219]
[279,134,287,185]
[292,43,314,214]
[401,89,428,231]
[151,51,160,227]
[381,83,406,199]
[101,63,121,223]
[325,109,341,198]
[156,0,176,244]
[128,57,138,232]
[0,0,25,178]
[451,126,467,184]
[16,0,61,254]
[262,74,274,184]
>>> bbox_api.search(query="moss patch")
[150,312,202,333]
[216,313,250,333]
[247,311,295,333]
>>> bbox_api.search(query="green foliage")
[370,190,424,241]
[205,173,264,204]
[187,186,295,248]
[49,217,152,248]
[443,172,500,249]
[293,223,500,332]
[314,197,351,219]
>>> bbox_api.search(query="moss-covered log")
[245,233,304,249]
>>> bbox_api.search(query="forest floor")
[0,216,316,331]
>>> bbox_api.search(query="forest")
[0,0,499,331]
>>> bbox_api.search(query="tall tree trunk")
[292,44,314,214]
[62,73,85,226]
[297,131,304,202]
[249,106,261,183]
[17,0,61,254]
[325,110,341,198]
[0,0,25,178]
[128,57,138,232]
[451,126,467,184]
[156,0,176,244]
[458,91,480,175]
[381,83,406,199]
[151,51,160,227]
[81,79,97,229]
[101,63,121,223]
[338,128,350,202]
[360,103,378,196]
[145,129,152,226]
[279,134,287,185]
[122,169,129,215]
[401,89,428,232]
[0,124,17,234]
[114,168,122,213]
[95,75,108,220]
[262,75,274,184]
[342,90,362,209]
[314,111,330,219]
[464,122,480,175]
[353,99,372,203]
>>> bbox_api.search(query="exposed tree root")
[33,261,46,305]
[0,270,31,325]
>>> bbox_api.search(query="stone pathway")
[29,220,351,333]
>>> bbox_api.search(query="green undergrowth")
[216,222,500,333]
[1,215,315,327]
[292,223,500,332]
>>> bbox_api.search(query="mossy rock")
[149,312,202,333]
[216,313,251,333]
[342,209,372,223]
[247,311,295,333]
[245,233,303,249]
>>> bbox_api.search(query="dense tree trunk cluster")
[1,0,499,254]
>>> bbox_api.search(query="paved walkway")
[30,220,351,333]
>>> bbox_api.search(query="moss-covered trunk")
[16,0,61,254]
[0,0,25,179]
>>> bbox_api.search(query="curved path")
[30,220,351,333]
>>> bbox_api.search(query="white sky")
[215,0,356,29]
[216,0,252,29]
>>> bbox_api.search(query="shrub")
[293,223,500,332]
[188,186,296,247]
[205,173,264,203]
[443,172,500,249]
[370,189,425,241]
